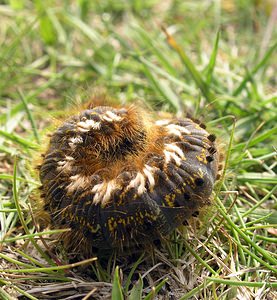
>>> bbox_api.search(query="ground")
[0,0,276,299]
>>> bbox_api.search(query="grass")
[0,0,276,299]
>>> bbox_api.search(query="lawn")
[0,0,276,299]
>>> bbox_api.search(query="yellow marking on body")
[118,190,128,206]
[197,168,204,177]
[87,223,100,233]
[119,218,126,226]
[165,193,175,207]
[186,176,196,188]
[194,124,202,130]
[196,148,207,164]
[144,211,158,221]
[108,217,117,233]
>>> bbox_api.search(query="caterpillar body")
[39,104,219,252]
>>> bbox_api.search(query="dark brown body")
[39,105,218,252]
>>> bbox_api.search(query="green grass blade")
[12,157,54,265]
[179,282,213,300]
[17,88,40,144]
[128,275,143,300]
[138,56,194,93]
[241,186,277,218]
[141,58,182,111]
[233,41,277,96]
[162,27,215,102]
[134,25,179,76]
[207,277,277,288]
[232,126,277,151]
[0,130,39,149]
[124,252,144,294]
[0,252,34,269]
[183,240,217,275]
[0,18,37,63]
[144,278,168,300]
[237,173,277,184]
[216,198,277,269]
[0,286,14,300]
[1,257,97,273]
[35,0,57,45]
[112,266,124,300]
[64,13,103,44]
[1,228,70,243]
[205,30,220,85]
[9,0,24,10]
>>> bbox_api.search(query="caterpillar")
[38,103,219,253]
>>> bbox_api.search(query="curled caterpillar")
[38,104,219,252]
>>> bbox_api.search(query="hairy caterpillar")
[38,103,219,253]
